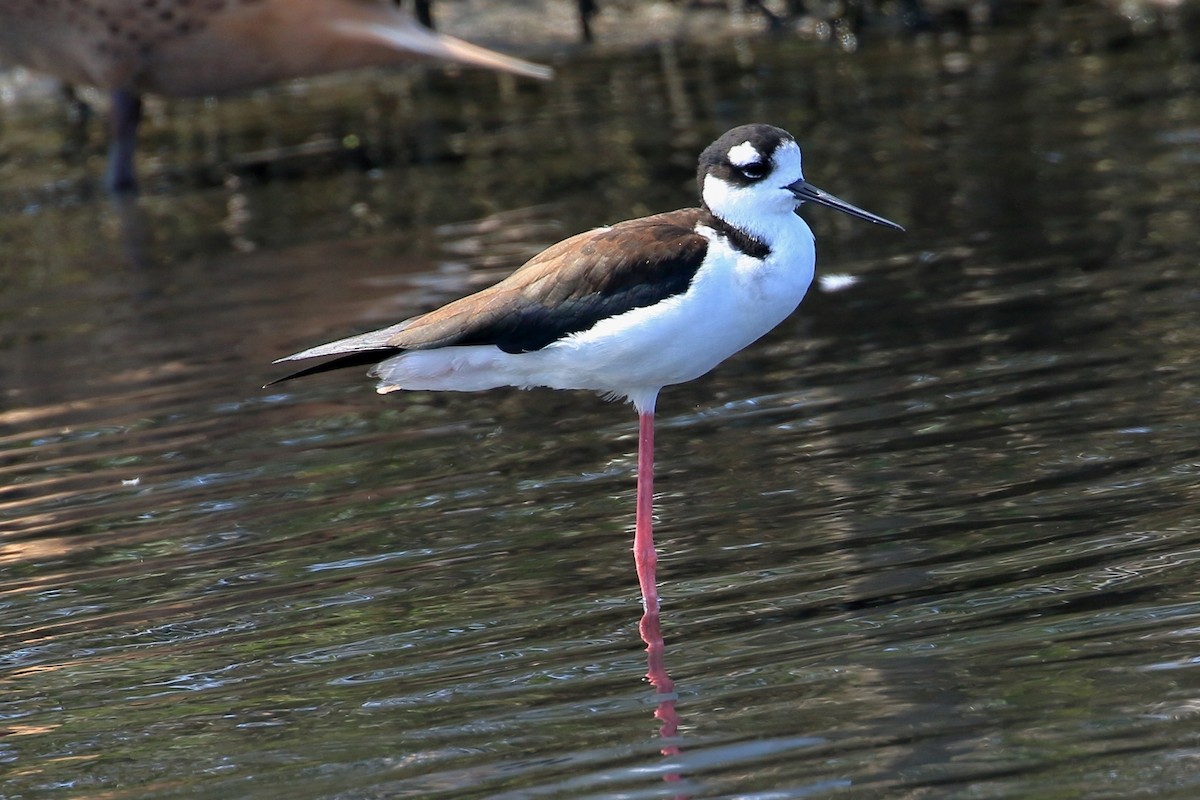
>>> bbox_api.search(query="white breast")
[373,216,816,406]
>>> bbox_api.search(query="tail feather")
[265,349,396,387]
[274,319,415,363]
[268,320,415,386]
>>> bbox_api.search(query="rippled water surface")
[4,11,1200,799]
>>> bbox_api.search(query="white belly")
[372,227,816,407]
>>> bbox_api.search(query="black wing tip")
[263,349,398,389]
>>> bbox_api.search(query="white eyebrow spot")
[728,141,762,168]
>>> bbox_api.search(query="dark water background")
[3,7,1200,798]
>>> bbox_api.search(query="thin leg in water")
[633,405,682,780]
[634,408,659,613]
[106,89,142,193]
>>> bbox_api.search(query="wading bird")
[270,123,903,612]
[0,0,551,191]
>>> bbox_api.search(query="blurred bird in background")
[0,0,552,191]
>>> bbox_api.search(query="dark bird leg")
[105,89,142,193]
[579,0,598,43]
[396,0,434,28]
[415,0,434,29]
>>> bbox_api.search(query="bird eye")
[739,162,767,180]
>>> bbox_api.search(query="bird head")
[698,124,904,235]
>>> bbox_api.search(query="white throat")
[702,140,808,246]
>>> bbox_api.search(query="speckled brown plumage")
[0,0,549,94]
[0,0,550,189]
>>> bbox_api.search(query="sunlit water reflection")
[3,11,1200,799]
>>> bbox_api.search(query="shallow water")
[3,11,1200,800]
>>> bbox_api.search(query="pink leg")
[641,605,680,760]
[634,411,682,780]
[634,410,659,613]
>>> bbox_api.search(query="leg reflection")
[640,602,685,791]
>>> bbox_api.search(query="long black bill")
[789,179,905,231]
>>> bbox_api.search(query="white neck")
[700,139,810,247]
[703,176,814,252]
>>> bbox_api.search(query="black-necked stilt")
[0,0,551,191]
[271,123,903,612]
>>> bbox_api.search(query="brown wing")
[385,208,709,353]
[270,208,710,384]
